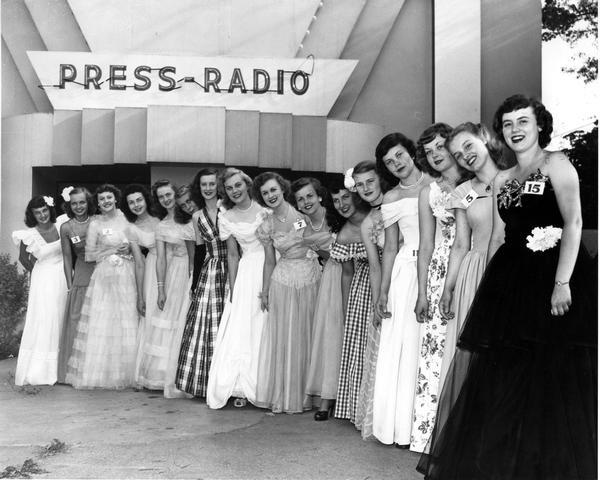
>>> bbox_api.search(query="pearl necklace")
[308,208,325,231]
[73,216,90,224]
[398,171,425,190]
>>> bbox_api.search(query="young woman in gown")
[410,123,464,452]
[176,168,228,398]
[334,161,385,428]
[137,180,195,390]
[175,185,206,291]
[418,95,597,479]
[372,133,433,447]
[207,168,267,409]
[437,123,502,389]
[254,172,322,414]
[57,187,96,384]
[122,184,160,385]
[66,184,145,389]
[292,177,344,420]
[13,195,68,386]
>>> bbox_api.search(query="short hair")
[492,94,553,148]
[218,168,254,210]
[24,195,57,227]
[415,123,454,177]
[291,177,343,234]
[94,184,122,211]
[151,179,177,220]
[351,160,390,193]
[62,187,96,219]
[446,122,505,166]
[174,184,195,224]
[191,167,220,209]
[375,132,418,190]
[252,172,292,208]
[122,183,156,222]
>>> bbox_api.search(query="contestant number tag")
[524,181,545,195]
[70,235,81,244]
[102,228,113,235]
[461,189,478,208]
[293,219,307,231]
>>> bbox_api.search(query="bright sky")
[542,36,598,149]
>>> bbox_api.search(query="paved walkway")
[0,359,422,479]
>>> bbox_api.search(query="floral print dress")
[410,181,456,452]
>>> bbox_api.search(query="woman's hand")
[157,288,166,311]
[551,283,572,316]
[372,309,382,328]
[375,293,391,321]
[116,242,131,255]
[137,298,146,317]
[414,294,429,323]
[439,289,455,320]
[259,292,269,312]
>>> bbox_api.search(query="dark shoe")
[314,409,330,421]
[394,443,410,449]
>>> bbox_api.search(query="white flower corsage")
[344,168,357,192]
[430,190,454,222]
[107,254,124,266]
[43,195,55,207]
[526,226,562,252]
[61,186,74,202]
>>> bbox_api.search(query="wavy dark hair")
[446,122,506,169]
[218,168,254,210]
[174,184,196,224]
[94,184,122,211]
[329,175,369,232]
[291,177,343,234]
[492,94,553,149]
[375,132,418,190]
[24,195,57,227]
[151,179,177,220]
[415,123,454,177]
[62,187,96,219]
[122,183,157,223]
[252,172,292,208]
[190,167,220,209]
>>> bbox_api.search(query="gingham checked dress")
[331,241,372,423]
[175,208,228,397]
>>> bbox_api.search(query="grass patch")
[0,459,47,479]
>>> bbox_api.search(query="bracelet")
[554,280,569,287]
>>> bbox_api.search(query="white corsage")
[61,186,74,202]
[107,254,124,266]
[430,190,454,222]
[43,195,55,207]
[526,226,562,252]
[344,168,357,192]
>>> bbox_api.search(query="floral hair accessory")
[61,186,75,202]
[43,195,55,207]
[344,168,357,192]
[526,226,562,252]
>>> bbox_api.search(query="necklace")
[275,204,290,223]
[308,208,325,231]
[236,199,253,212]
[398,171,425,190]
[73,216,90,224]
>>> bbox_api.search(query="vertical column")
[434,0,481,125]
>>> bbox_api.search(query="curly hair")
[24,195,57,227]
[122,183,157,223]
[151,179,177,220]
[94,184,122,211]
[492,94,553,148]
[446,122,506,168]
[252,172,292,208]
[375,132,418,190]
[218,168,254,210]
[190,167,220,209]
[62,187,96,219]
[291,177,343,234]
[415,123,454,177]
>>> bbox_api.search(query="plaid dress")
[331,241,372,422]
[175,209,228,397]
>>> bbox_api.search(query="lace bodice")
[256,208,311,260]
[381,198,420,250]
[219,208,268,255]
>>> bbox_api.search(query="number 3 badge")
[524,181,545,195]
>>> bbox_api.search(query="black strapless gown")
[417,171,597,480]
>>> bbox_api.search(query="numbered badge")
[460,189,478,208]
[101,228,113,236]
[524,181,545,195]
[70,235,81,244]
[293,219,307,231]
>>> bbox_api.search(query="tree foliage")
[0,254,28,359]
[542,0,598,82]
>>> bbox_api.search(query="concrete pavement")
[0,358,423,479]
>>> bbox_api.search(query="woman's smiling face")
[331,189,356,219]
[199,174,218,201]
[353,170,382,204]
[156,185,175,210]
[260,179,284,209]
[126,192,147,217]
[294,183,321,216]
[97,191,116,213]
[224,174,249,205]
